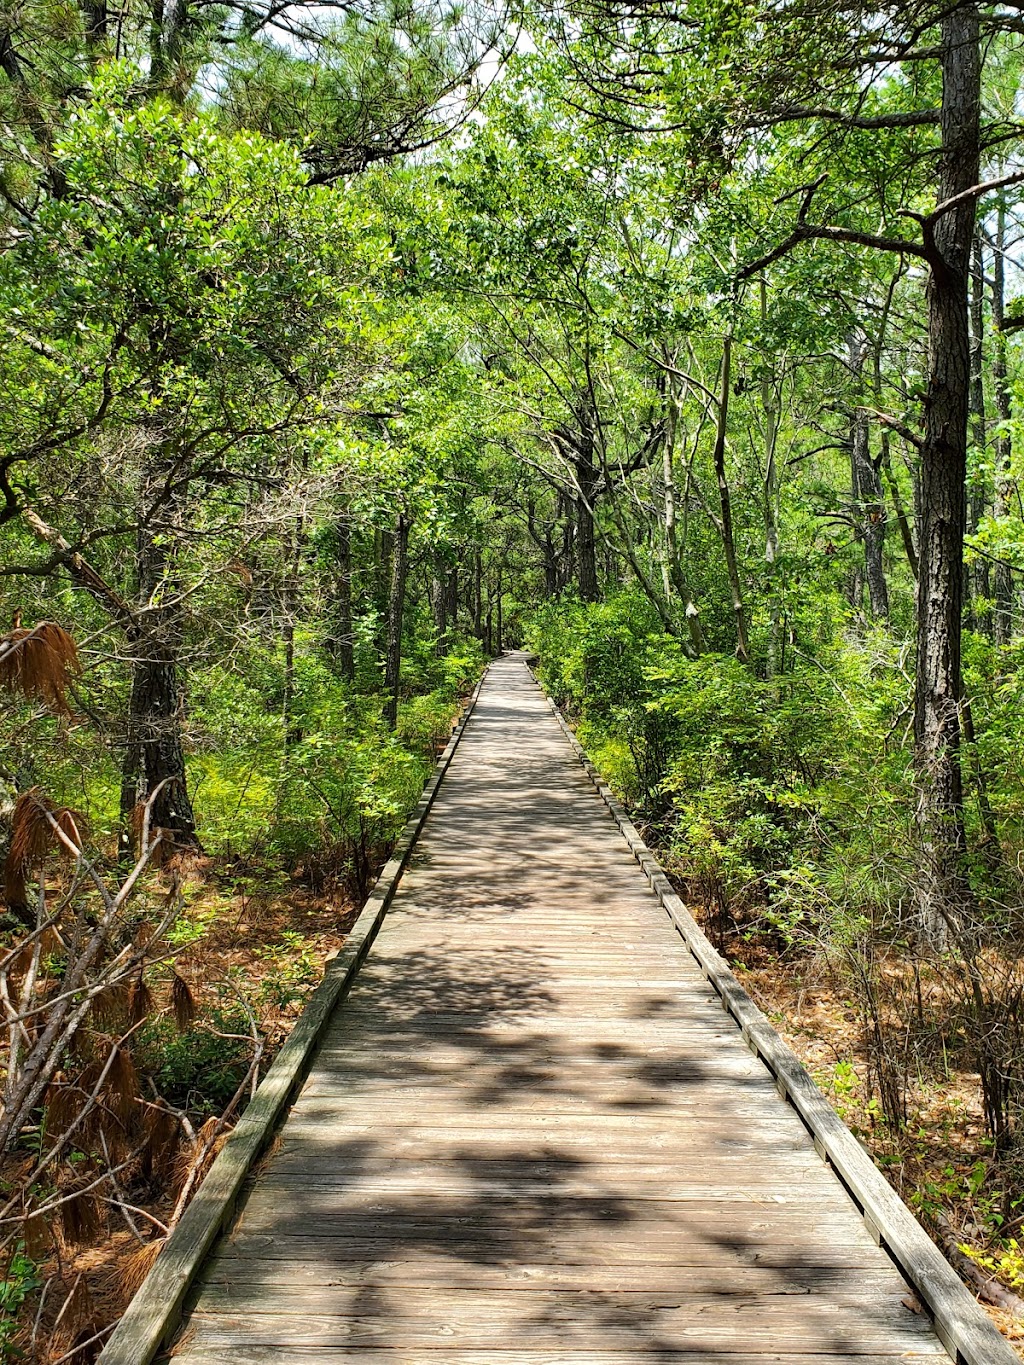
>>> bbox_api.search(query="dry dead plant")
[0,781,270,1359]
[0,619,80,716]
[0,781,179,1154]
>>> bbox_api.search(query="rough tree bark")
[383,511,410,731]
[120,630,197,846]
[848,333,889,622]
[526,499,562,599]
[117,452,199,851]
[913,2,980,945]
[552,395,601,603]
[431,564,458,657]
[990,202,1014,646]
[712,336,751,663]
[968,232,991,633]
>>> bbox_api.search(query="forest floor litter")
[717,923,1024,1358]
[7,848,1023,1359]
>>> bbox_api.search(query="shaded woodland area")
[5,0,1024,1355]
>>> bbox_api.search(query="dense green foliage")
[5,0,1024,1349]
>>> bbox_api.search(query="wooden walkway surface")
[167,657,950,1363]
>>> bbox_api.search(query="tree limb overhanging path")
[149,659,994,1363]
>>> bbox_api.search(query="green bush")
[526,593,925,947]
[138,1009,256,1114]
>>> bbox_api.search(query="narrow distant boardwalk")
[170,658,948,1363]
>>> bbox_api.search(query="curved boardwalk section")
[167,657,949,1363]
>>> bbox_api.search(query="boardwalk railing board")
[97,670,488,1365]
[540,678,1018,1365]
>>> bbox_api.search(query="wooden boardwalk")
[166,657,951,1364]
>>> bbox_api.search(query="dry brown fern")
[106,1047,141,1126]
[3,787,83,912]
[140,1105,180,1180]
[89,980,129,1030]
[0,620,80,714]
[116,1239,162,1300]
[127,973,154,1027]
[57,1178,102,1247]
[170,973,196,1031]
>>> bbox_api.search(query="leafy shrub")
[0,1248,40,1362]
[526,592,922,947]
[138,1009,256,1113]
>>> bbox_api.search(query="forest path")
[166,656,947,1364]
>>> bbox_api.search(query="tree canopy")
[6,0,1024,1352]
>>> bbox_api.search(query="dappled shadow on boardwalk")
[177,949,936,1362]
[168,661,942,1364]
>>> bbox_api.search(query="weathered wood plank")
[285,1095,798,1118]
[270,1124,816,1156]
[144,659,1011,1365]
[301,1053,771,1082]
[176,1301,944,1353]
[165,1353,943,1364]
[201,1258,908,1293]
[246,1178,843,1204]
[97,676,489,1365]
[198,1233,912,1269]
[191,1283,920,1314]
[231,1204,889,1245]
[278,1112,827,1138]
[263,1154,833,1179]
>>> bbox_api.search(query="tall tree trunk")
[119,456,199,851]
[552,402,601,602]
[662,376,705,655]
[332,514,355,681]
[991,203,1014,646]
[713,335,751,663]
[914,2,980,946]
[431,565,458,657]
[383,512,410,731]
[848,334,889,622]
[526,499,560,598]
[121,634,197,845]
[761,284,784,675]
[968,232,991,633]
[544,533,558,597]
[80,0,107,61]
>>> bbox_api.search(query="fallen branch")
[933,1211,1024,1317]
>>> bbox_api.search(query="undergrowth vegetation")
[530,590,1024,1324]
[6,0,1024,1353]
[0,613,482,1360]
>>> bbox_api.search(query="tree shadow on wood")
[169,947,936,1363]
[164,661,940,1363]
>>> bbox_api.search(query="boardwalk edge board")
[97,670,489,1365]
[538,675,1016,1365]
